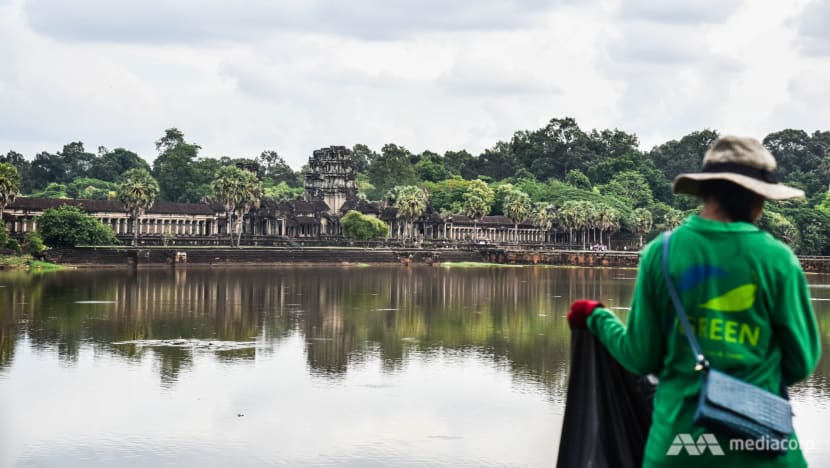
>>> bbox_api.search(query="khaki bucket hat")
[672,135,805,200]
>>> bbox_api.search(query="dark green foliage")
[23,232,45,256]
[647,129,718,181]
[416,156,451,183]
[367,144,418,198]
[340,210,389,240]
[565,169,592,190]
[5,238,20,254]
[30,183,68,199]
[37,205,119,247]
[89,147,150,181]
[779,208,830,256]
[152,128,203,203]
[0,222,8,247]
[601,171,653,208]
[66,178,118,200]
[1,151,33,193]
[422,177,470,214]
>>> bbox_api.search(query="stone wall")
[44,247,484,267]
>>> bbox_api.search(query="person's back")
[629,216,819,466]
[566,135,821,467]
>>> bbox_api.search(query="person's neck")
[699,203,733,222]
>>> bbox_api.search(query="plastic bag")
[556,329,656,468]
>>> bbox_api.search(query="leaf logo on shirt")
[699,284,757,312]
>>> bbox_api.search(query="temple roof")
[7,197,217,215]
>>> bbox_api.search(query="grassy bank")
[0,255,65,271]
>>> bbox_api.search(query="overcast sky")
[0,0,828,169]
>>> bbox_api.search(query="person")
[567,135,821,467]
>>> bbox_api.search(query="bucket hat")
[672,135,805,200]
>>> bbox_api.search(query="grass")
[0,255,65,271]
[439,261,535,268]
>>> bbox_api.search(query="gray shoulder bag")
[661,231,793,453]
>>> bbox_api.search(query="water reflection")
[0,266,828,466]
[0,266,638,389]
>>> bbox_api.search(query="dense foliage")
[340,210,389,240]
[37,205,119,247]
[2,120,830,253]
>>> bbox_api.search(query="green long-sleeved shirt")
[588,215,821,467]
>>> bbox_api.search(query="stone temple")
[2,146,547,244]
[303,146,357,214]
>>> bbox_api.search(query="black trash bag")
[556,328,657,468]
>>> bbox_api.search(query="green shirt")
[588,215,821,467]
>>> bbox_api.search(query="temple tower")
[303,146,357,213]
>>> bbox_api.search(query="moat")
[1,266,828,467]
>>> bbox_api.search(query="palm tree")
[117,168,160,247]
[631,207,653,248]
[575,201,594,250]
[394,186,429,241]
[211,166,263,248]
[595,203,619,248]
[461,180,494,241]
[664,208,685,230]
[504,190,531,242]
[559,201,579,247]
[532,202,556,244]
[0,163,20,220]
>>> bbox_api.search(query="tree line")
[2,120,830,253]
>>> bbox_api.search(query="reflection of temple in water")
[2,267,829,398]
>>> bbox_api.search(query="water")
[0,266,828,467]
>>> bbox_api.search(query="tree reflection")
[1,266,828,400]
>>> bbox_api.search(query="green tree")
[663,208,685,229]
[23,231,45,256]
[630,207,653,248]
[367,144,417,198]
[37,205,118,247]
[118,168,160,246]
[0,222,8,249]
[461,180,494,239]
[210,166,263,247]
[565,169,592,190]
[152,128,201,202]
[89,147,150,182]
[649,129,718,180]
[340,210,389,240]
[504,189,531,242]
[602,170,653,208]
[66,177,119,200]
[0,163,21,216]
[415,156,451,183]
[351,144,378,174]
[532,203,557,243]
[1,150,33,193]
[393,185,429,241]
[30,183,68,199]
[594,203,620,248]
[424,177,471,214]
[758,211,800,250]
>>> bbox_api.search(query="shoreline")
[4,246,827,273]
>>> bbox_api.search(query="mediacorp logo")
[666,433,725,456]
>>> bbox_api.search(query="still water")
[0,266,828,467]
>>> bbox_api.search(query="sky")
[0,0,828,169]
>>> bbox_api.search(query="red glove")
[567,299,604,329]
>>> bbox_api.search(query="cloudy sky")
[0,0,828,169]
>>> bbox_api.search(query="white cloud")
[797,0,830,56]
[0,0,827,171]
[22,0,566,43]
[617,0,743,24]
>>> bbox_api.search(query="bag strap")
[661,231,710,372]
